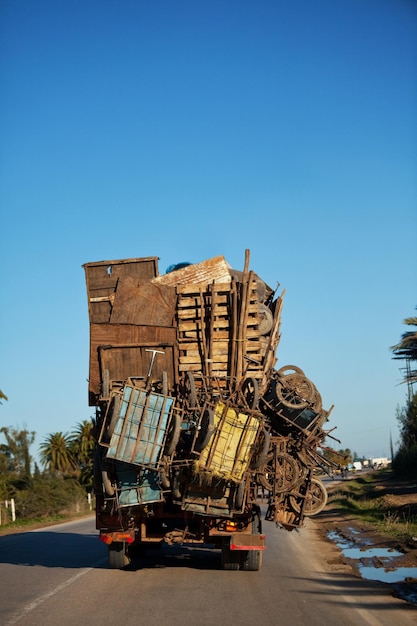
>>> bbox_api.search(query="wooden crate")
[176,275,266,383]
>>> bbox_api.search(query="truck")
[83,250,334,570]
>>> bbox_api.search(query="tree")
[39,432,78,477]
[0,427,35,500]
[0,427,35,477]
[390,310,417,476]
[391,309,417,388]
[321,447,352,467]
[69,420,95,488]
[396,393,417,450]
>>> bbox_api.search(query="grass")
[327,469,417,542]
[0,510,94,536]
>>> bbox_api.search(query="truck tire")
[108,542,130,569]
[241,510,263,571]
[221,546,241,570]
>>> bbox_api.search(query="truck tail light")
[99,532,135,545]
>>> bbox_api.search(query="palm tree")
[39,432,77,477]
[69,420,95,488]
[391,310,417,389]
[69,420,95,463]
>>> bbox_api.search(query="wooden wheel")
[194,408,215,452]
[241,377,259,410]
[276,365,305,377]
[250,427,271,469]
[184,371,197,408]
[276,373,315,409]
[258,304,273,335]
[258,452,299,493]
[289,478,328,516]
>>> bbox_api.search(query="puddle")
[328,530,417,584]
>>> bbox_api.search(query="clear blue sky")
[1,0,416,464]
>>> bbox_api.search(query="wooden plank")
[178,321,205,332]
[153,256,231,286]
[110,278,176,326]
[88,323,177,404]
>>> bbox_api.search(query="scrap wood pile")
[84,249,335,530]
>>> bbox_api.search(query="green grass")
[327,469,417,542]
[0,510,94,535]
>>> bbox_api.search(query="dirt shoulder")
[310,471,417,606]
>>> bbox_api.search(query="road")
[0,514,416,626]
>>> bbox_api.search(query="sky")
[1,0,416,466]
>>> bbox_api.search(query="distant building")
[368,457,390,468]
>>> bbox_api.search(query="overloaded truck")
[83,250,335,570]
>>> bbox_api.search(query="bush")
[14,475,89,520]
[392,444,417,479]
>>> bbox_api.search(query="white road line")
[6,558,107,625]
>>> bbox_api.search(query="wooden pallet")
[176,274,266,384]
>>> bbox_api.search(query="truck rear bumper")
[229,533,266,551]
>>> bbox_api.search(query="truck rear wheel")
[241,549,262,571]
[242,509,263,571]
[108,542,130,569]
[221,547,241,570]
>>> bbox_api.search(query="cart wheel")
[311,387,323,412]
[250,427,270,469]
[289,478,328,516]
[105,393,121,441]
[234,480,246,510]
[258,452,299,493]
[258,303,273,335]
[184,371,197,408]
[275,373,315,409]
[241,377,259,410]
[164,412,181,456]
[108,542,130,569]
[194,408,215,452]
[276,365,305,377]
[102,469,115,497]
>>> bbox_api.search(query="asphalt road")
[0,513,416,626]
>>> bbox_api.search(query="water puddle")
[328,530,417,584]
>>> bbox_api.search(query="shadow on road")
[0,531,105,568]
[127,542,221,571]
[0,531,222,571]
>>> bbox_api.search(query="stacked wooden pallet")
[176,271,265,384]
